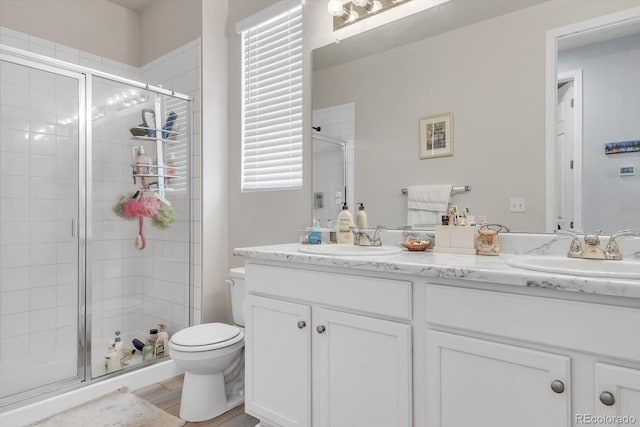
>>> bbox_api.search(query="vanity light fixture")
[328,0,411,30]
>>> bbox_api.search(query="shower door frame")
[0,50,88,405]
[0,43,192,410]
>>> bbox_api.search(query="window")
[239,1,303,191]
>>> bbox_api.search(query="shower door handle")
[71,218,79,237]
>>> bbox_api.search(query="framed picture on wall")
[419,112,453,159]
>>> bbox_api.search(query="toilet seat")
[170,323,244,352]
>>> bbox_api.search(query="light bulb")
[352,0,369,7]
[327,0,344,17]
[371,0,382,12]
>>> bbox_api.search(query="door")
[426,330,571,427]
[0,56,84,402]
[313,308,412,427]
[244,295,311,427]
[556,79,575,230]
[595,363,640,424]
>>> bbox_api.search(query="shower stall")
[0,44,193,408]
[312,132,354,224]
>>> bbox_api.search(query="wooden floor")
[134,374,259,427]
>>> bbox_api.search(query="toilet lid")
[170,323,240,347]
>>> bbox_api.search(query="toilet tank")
[228,267,246,327]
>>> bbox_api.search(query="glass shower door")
[0,57,84,402]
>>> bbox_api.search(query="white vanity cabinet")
[243,263,413,427]
[426,330,570,427]
[424,283,640,427]
[244,296,311,427]
[595,363,640,422]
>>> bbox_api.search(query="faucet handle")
[557,229,583,257]
[608,229,634,240]
[604,229,634,260]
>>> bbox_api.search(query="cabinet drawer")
[426,284,640,360]
[246,264,412,320]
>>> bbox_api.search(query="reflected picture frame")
[419,112,453,159]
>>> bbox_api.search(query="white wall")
[559,33,640,233]
[311,0,640,232]
[201,0,231,323]
[140,0,202,66]
[0,0,140,66]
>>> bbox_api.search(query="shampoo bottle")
[336,203,354,244]
[155,324,169,357]
[114,330,124,368]
[356,203,368,229]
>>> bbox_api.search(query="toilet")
[169,267,246,422]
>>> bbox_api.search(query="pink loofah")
[143,195,160,217]
[123,198,144,218]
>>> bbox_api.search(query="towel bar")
[400,185,471,195]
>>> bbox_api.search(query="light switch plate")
[510,197,526,212]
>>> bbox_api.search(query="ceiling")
[108,0,155,13]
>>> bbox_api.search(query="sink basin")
[507,256,640,279]
[298,244,402,256]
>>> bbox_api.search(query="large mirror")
[311,1,640,234]
[546,8,640,234]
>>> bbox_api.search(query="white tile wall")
[1,28,201,387]
[312,103,355,224]
[141,39,202,328]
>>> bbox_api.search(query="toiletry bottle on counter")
[336,203,354,244]
[308,219,321,244]
[155,324,169,357]
[356,203,368,229]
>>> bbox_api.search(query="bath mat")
[27,387,185,427]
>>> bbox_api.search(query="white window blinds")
[240,2,303,191]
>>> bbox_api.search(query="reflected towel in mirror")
[407,184,452,228]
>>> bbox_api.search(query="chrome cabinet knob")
[550,380,565,394]
[600,391,615,406]
[297,321,306,329]
[316,325,326,334]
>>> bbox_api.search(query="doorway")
[555,69,582,231]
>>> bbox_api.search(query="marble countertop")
[234,243,640,299]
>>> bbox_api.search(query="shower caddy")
[130,93,180,206]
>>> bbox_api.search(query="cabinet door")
[313,308,412,427]
[426,331,571,427]
[595,363,640,424]
[244,295,311,427]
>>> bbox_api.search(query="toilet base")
[179,371,234,422]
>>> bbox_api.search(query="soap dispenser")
[336,203,354,244]
[356,203,368,229]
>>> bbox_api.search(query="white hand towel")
[407,184,453,228]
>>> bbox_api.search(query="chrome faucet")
[350,225,385,246]
[558,229,634,260]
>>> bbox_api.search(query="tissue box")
[434,225,477,255]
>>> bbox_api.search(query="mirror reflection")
[555,22,640,233]
[311,2,640,234]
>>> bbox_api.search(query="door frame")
[557,69,583,231]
